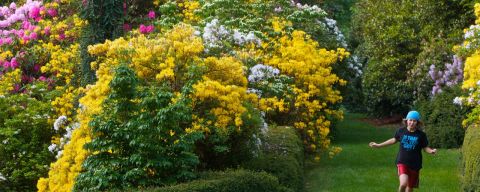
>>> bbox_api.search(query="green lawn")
[305,113,461,192]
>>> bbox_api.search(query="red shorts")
[397,164,419,188]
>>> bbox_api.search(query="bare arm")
[423,147,437,155]
[369,138,397,148]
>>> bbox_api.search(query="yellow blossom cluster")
[37,43,116,192]
[0,50,13,61]
[463,54,480,91]
[458,3,480,127]
[51,86,78,118]
[202,57,248,87]
[264,30,348,153]
[40,43,80,84]
[271,18,292,33]
[37,13,85,42]
[258,97,288,112]
[179,0,201,23]
[192,77,257,130]
[475,3,480,24]
[191,54,257,134]
[0,69,21,95]
[38,23,221,191]
[89,24,204,83]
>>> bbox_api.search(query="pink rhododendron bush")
[1,0,349,191]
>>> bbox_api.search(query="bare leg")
[398,174,408,192]
[406,187,413,192]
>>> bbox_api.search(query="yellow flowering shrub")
[37,43,115,192]
[460,4,480,127]
[475,3,480,25]
[192,77,257,131]
[39,23,255,190]
[0,69,21,95]
[179,0,201,23]
[40,43,80,84]
[201,56,248,87]
[264,30,348,155]
[463,54,480,91]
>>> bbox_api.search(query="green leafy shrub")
[196,103,263,169]
[148,169,292,192]
[462,124,480,191]
[352,0,474,117]
[74,65,202,191]
[243,125,304,192]
[0,90,55,192]
[416,86,469,148]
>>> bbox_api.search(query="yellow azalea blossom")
[264,29,347,154]
[0,69,21,95]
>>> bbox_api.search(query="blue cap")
[406,111,420,121]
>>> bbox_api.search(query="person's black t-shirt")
[394,127,428,171]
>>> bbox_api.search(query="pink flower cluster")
[148,10,155,19]
[1,57,19,69]
[0,1,58,46]
[139,24,154,34]
[0,1,60,93]
[137,10,156,34]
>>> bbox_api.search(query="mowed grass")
[305,113,461,192]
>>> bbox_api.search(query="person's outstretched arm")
[369,138,397,148]
[423,147,437,154]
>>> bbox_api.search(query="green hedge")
[124,126,303,192]
[416,86,468,148]
[462,124,480,191]
[243,126,304,192]
[145,169,291,192]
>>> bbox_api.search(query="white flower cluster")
[0,172,5,181]
[53,115,67,131]
[274,6,283,13]
[461,24,480,50]
[246,88,262,96]
[233,29,261,46]
[247,64,281,97]
[202,19,262,52]
[48,116,80,159]
[324,18,347,48]
[347,55,363,77]
[248,64,280,83]
[203,19,229,50]
[453,97,463,106]
[464,25,480,39]
[290,0,324,14]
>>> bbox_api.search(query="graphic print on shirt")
[400,135,418,151]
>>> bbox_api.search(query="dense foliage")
[31,0,349,190]
[0,91,54,192]
[416,86,468,148]
[8,0,480,191]
[244,125,304,192]
[74,65,202,191]
[456,3,480,191]
[352,0,474,116]
[462,124,480,191]
[0,1,84,191]
[149,169,292,192]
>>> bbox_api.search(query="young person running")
[369,111,437,192]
